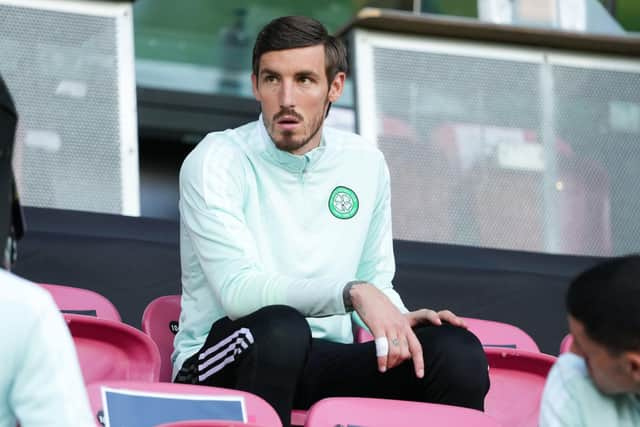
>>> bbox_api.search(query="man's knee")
[417,325,490,402]
[247,305,311,361]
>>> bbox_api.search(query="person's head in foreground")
[251,15,347,155]
[567,254,640,394]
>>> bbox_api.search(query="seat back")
[86,380,281,427]
[40,283,121,321]
[559,334,573,354]
[355,316,540,352]
[141,294,181,382]
[65,314,160,384]
[461,317,539,352]
[289,409,306,426]
[155,421,265,427]
[484,347,556,427]
[304,397,502,427]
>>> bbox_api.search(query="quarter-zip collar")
[258,114,326,174]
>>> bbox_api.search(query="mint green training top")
[540,353,640,427]
[0,270,94,427]
[173,118,408,379]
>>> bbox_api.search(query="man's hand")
[350,283,424,377]
[405,308,467,329]
[350,283,466,378]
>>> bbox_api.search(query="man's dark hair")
[252,16,348,84]
[567,254,640,354]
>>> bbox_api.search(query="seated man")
[173,16,489,427]
[0,75,94,427]
[540,255,640,426]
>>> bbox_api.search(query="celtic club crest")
[328,186,359,219]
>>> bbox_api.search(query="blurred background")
[132,0,640,257]
[3,0,640,352]
[3,0,640,257]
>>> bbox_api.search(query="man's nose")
[279,80,295,107]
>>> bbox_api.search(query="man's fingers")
[399,337,411,360]
[374,335,389,372]
[375,327,423,378]
[386,334,406,369]
[375,330,411,372]
[422,309,442,326]
[407,308,468,329]
[407,330,424,378]
[438,310,467,328]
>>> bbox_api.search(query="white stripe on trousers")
[197,327,255,382]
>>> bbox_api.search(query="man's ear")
[251,74,261,101]
[625,351,640,386]
[328,72,346,103]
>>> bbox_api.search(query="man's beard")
[267,100,329,154]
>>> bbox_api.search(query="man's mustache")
[273,108,304,122]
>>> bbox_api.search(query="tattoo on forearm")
[343,280,368,313]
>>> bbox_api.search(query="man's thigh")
[294,324,489,410]
[175,305,310,388]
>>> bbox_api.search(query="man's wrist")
[343,280,367,312]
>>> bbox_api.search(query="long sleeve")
[9,291,94,427]
[352,158,408,329]
[180,137,347,320]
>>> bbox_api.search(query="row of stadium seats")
[41,282,569,427]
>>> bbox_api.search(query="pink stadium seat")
[559,334,573,354]
[355,317,540,352]
[142,295,182,382]
[289,410,306,426]
[65,313,160,384]
[141,295,307,426]
[86,380,281,427]
[155,421,266,427]
[484,347,556,427]
[40,283,121,321]
[304,397,502,427]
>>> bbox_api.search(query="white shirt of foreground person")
[0,270,94,427]
[540,353,640,427]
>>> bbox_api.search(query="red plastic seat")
[559,334,573,354]
[484,347,556,427]
[141,295,307,426]
[65,313,160,384]
[356,317,540,352]
[40,283,121,321]
[86,380,281,427]
[304,397,502,427]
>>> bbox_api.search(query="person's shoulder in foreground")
[539,254,640,427]
[540,352,640,426]
[0,269,94,427]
